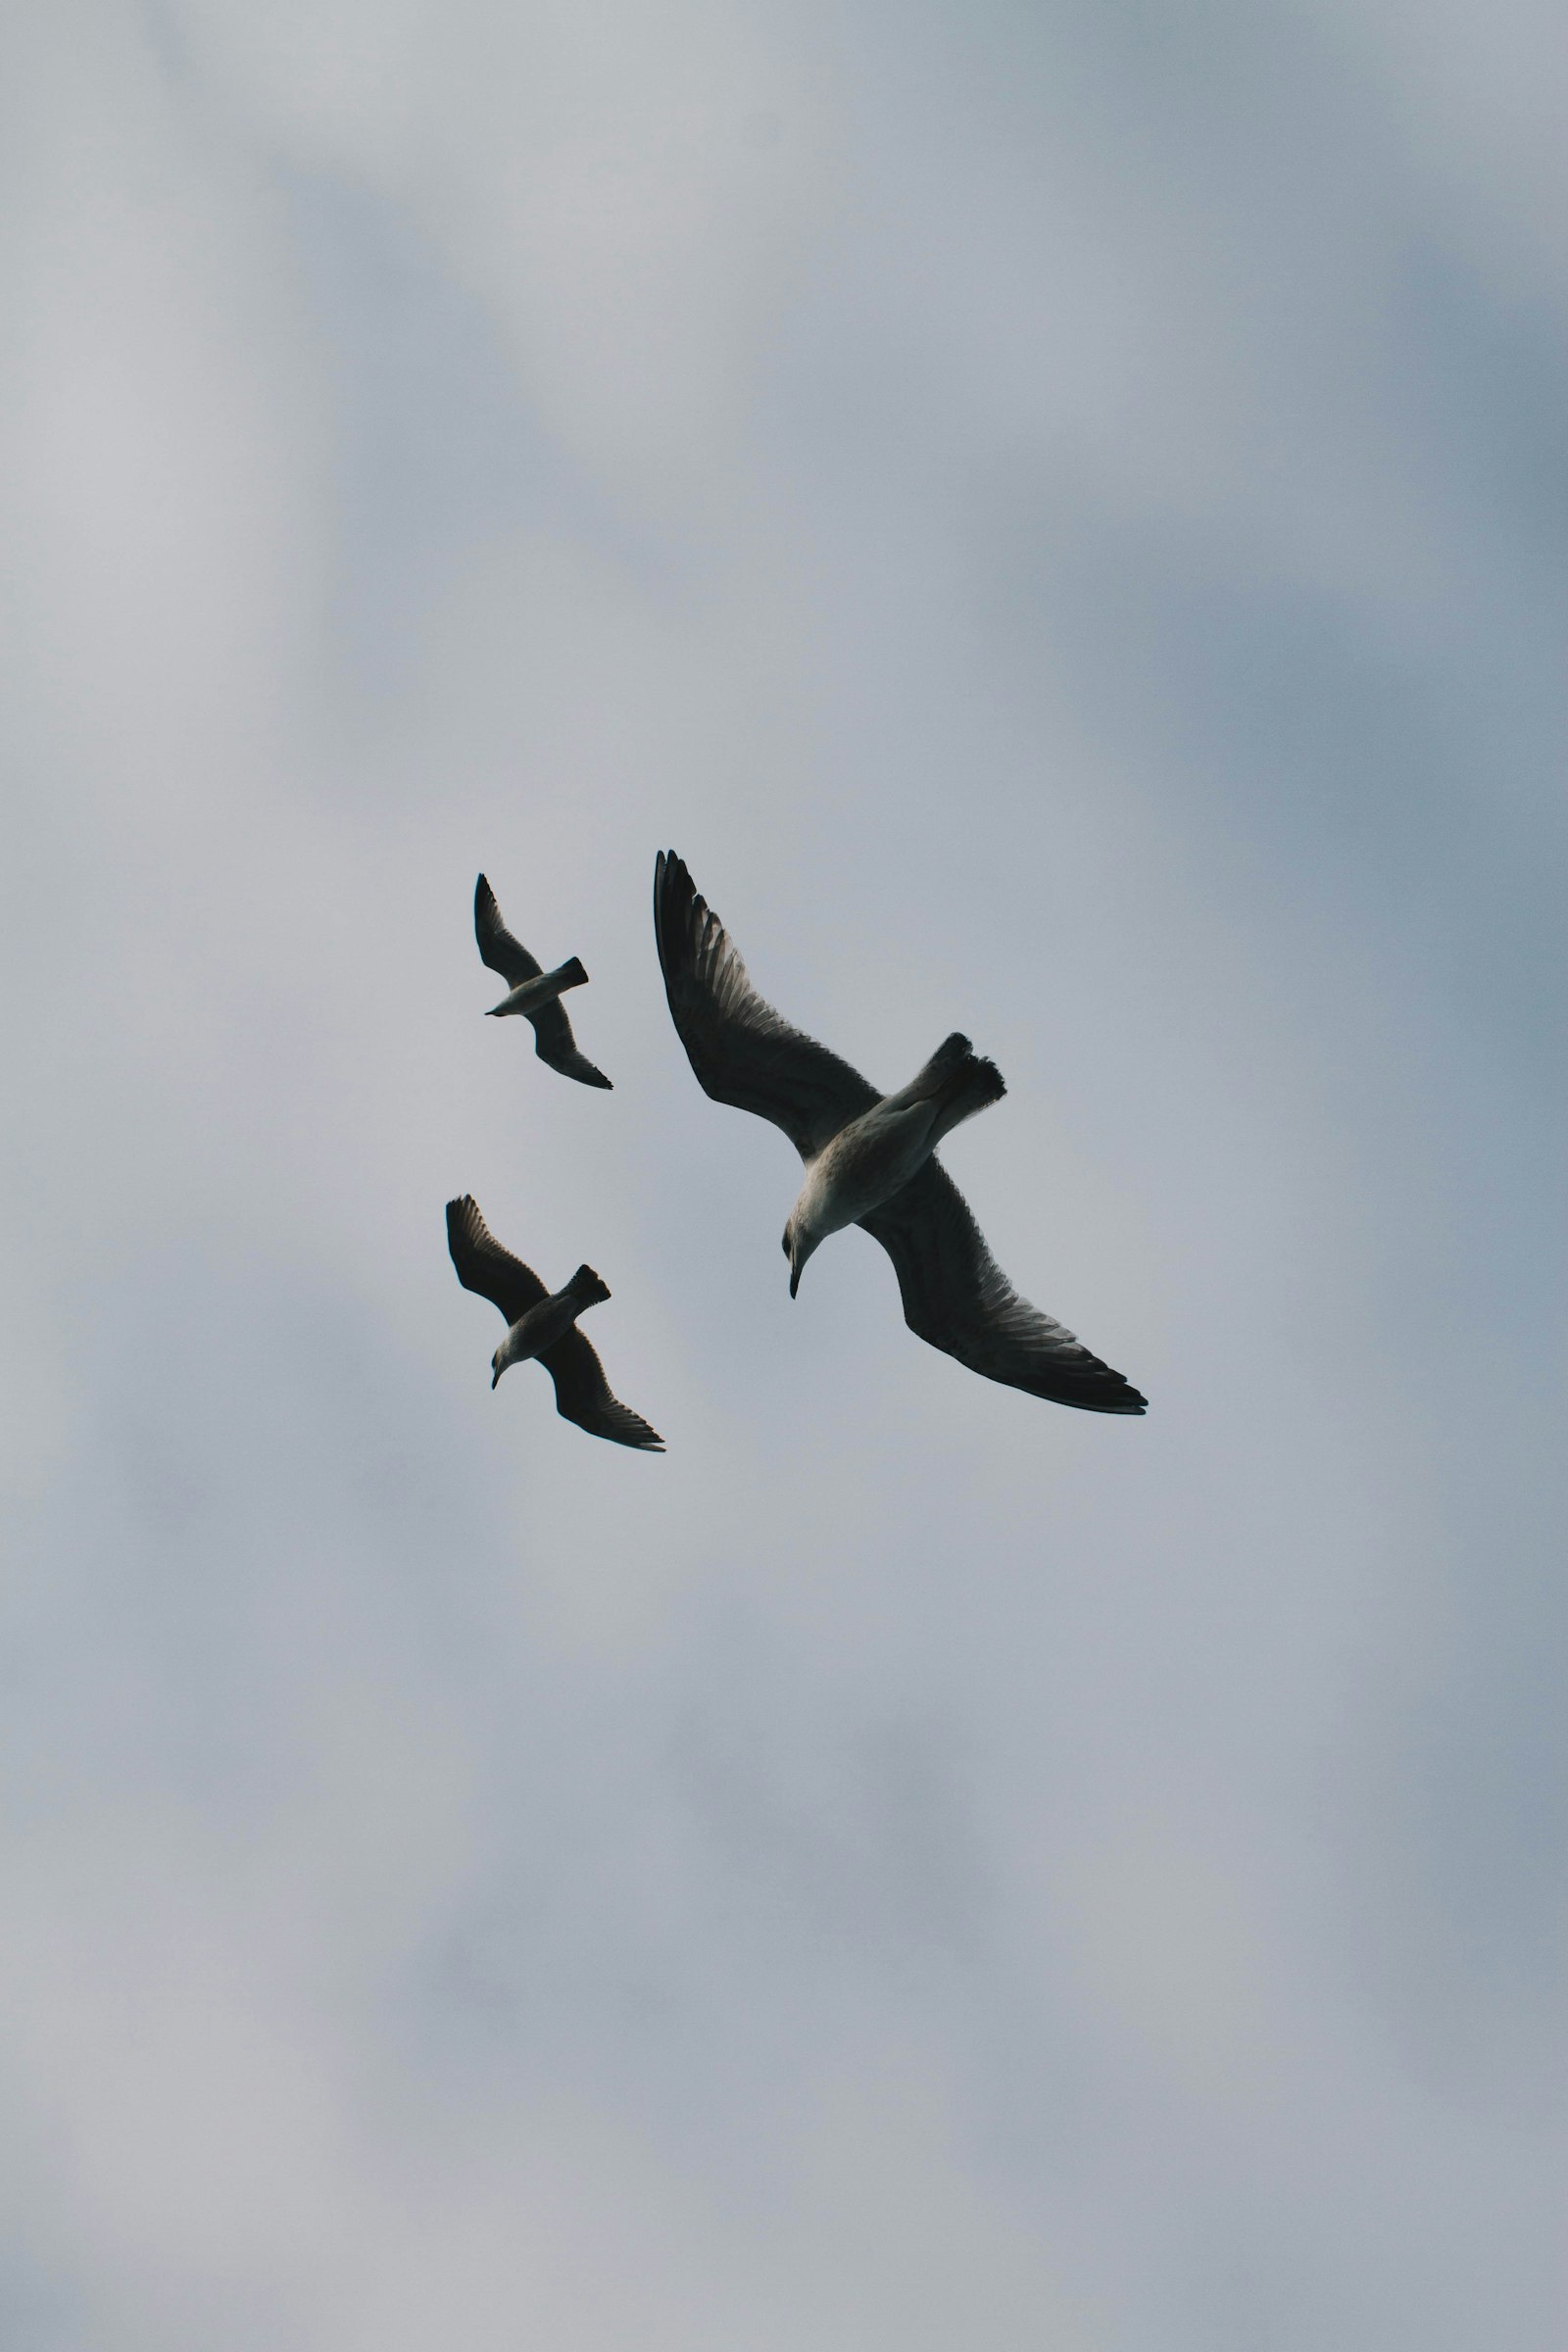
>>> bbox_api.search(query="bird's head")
[782,1215,819,1298]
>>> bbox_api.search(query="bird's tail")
[551,956,590,994]
[566,1264,612,1309]
[908,1031,1007,1146]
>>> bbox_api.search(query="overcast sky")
[3,0,1564,2344]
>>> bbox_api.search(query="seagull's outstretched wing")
[474,873,542,989]
[446,1194,549,1325]
[654,851,877,1159]
[859,1161,1148,1413]
[540,1329,665,1449]
[475,875,613,1091]
[528,1006,612,1089]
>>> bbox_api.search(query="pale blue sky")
[2,1,1563,2343]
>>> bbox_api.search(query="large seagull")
[654,852,1147,1415]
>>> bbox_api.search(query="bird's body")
[492,1263,611,1384]
[487,956,589,1023]
[783,1032,1006,1292]
[792,1108,927,1244]
[446,1196,663,1448]
[473,875,612,1088]
[654,850,1146,1415]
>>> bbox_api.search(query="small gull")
[473,873,612,1089]
[654,851,1146,1415]
[445,1195,664,1449]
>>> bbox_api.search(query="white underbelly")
[802,1104,936,1234]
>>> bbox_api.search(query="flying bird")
[445,1195,664,1449]
[473,873,612,1089]
[654,851,1146,1415]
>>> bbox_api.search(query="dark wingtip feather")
[654,849,701,973]
[1057,1375,1147,1414]
[444,1192,487,1275]
[585,1410,667,1452]
[473,873,510,970]
[537,1044,614,1090]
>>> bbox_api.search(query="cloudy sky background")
[3,0,1564,2342]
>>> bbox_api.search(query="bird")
[445,1195,664,1449]
[654,851,1146,1414]
[473,873,612,1089]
